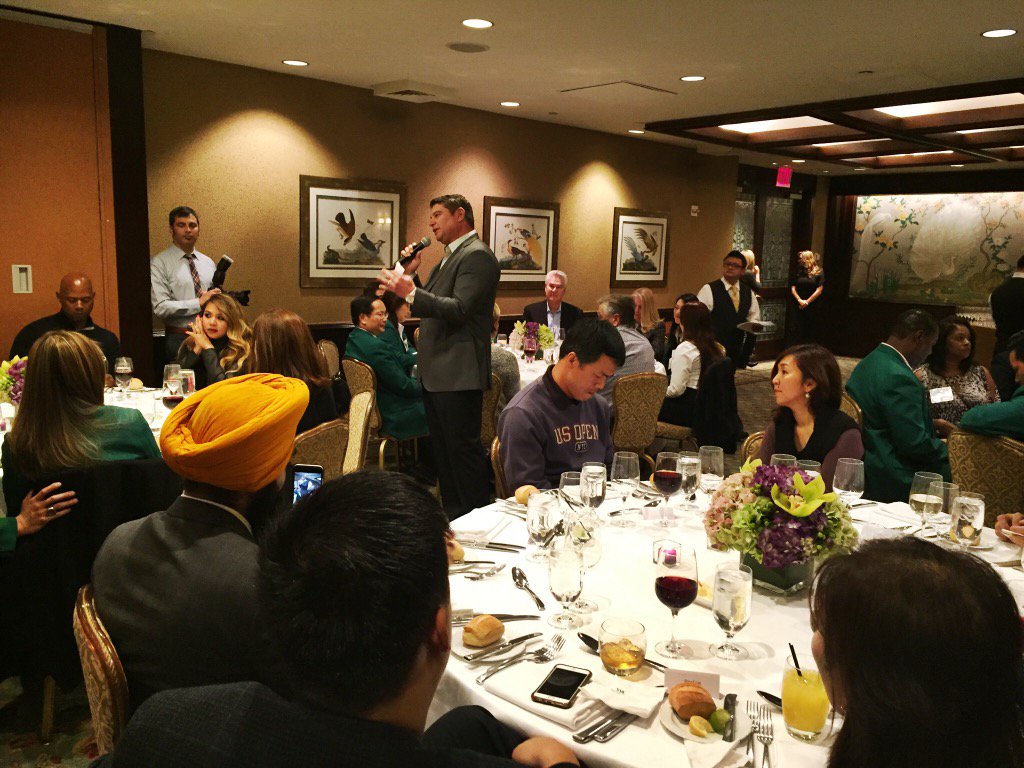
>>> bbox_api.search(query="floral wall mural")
[849,192,1024,304]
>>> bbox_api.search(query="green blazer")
[846,344,950,502]
[380,321,417,373]
[344,327,427,441]
[960,386,1024,441]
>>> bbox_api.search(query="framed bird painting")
[483,196,560,288]
[299,175,406,288]
[610,207,670,288]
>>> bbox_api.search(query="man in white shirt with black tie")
[697,251,760,368]
[151,206,220,362]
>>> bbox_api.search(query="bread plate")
[658,698,750,744]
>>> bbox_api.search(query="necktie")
[729,284,740,312]
[185,254,202,298]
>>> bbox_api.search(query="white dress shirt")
[666,341,701,398]
[546,304,563,334]
[151,244,216,323]
[696,277,761,322]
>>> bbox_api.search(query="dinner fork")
[465,564,507,581]
[756,703,774,768]
[745,699,758,764]
[475,635,564,685]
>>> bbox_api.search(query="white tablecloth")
[435,496,1022,768]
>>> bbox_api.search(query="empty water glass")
[771,453,798,467]
[580,463,607,519]
[610,451,641,528]
[927,480,959,540]
[527,492,560,563]
[699,446,725,494]
[797,460,821,479]
[833,458,865,504]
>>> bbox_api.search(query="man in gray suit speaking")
[379,194,500,518]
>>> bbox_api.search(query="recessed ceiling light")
[462,18,493,29]
[282,60,308,67]
[628,129,645,134]
[957,124,1024,134]
[500,101,520,108]
[876,93,1024,118]
[855,167,868,171]
[823,170,830,173]
[951,163,965,167]
[982,28,1016,38]
[791,159,806,163]
[720,116,831,134]
[813,138,890,148]
[680,75,705,82]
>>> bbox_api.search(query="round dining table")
[433,490,1024,768]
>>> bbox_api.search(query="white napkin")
[684,721,753,768]
[453,514,511,545]
[851,501,918,528]
[579,672,665,718]
[483,658,612,729]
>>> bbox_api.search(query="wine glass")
[526,492,559,563]
[927,480,959,541]
[162,366,183,413]
[710,562,753,660]
[652,452,682,527]
[699,446,724,494]
[580,462,606,521]
[771,454,797,467]
[796,460,821,479]
[909,471,944,534]
[548,536,584,630]
[523,335,538,363]
[610,451,641,528]
[678,452,701,513]
[558,471,582,514]
[832,458,865,504]
[114,357,133,398]
[653,540,698,659]
[496,333,508,347]
[951,491,985,549]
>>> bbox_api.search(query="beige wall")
[143,51,739,325]
[1,19,118,356]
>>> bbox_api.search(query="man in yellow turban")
[92,374,308,707]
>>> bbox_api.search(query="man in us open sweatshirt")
[498,319,626,490]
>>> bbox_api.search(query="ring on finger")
[46,505,56,517]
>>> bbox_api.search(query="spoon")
[577,632,668,672]
[512,567,546,610]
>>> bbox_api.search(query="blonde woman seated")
[1,331,160,528]
[659,303,722,426]
[758,344,863,488]
[175,293,251,390]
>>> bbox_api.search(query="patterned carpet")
[0,355,862,763]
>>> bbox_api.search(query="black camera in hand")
[211,256,251,306]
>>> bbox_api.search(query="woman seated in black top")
[248,308,336,434]
[175,293,251,389]
[659,303,723,427]
[758,344,862,488]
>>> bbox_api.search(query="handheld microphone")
[212,255,233,289]
[397,236,431,268]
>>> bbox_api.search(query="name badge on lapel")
[929,386,954,404]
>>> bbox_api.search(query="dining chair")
[840,392,864,429]
[342,357,421,470]
[491,437,509,500]
[293,418,348,480]
[73,584,129,756]
[741,430,765,464]
[317,339,340,378]
[948,430,1024,527]
[611,372,667,473]
[479,373,503,450]
[343,391,375,475]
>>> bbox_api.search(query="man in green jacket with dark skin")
[846,310,951,502]
[961,332,1024,441]
[345,295,428,441]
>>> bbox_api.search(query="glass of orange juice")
[781,656,830,741]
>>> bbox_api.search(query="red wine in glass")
[655,575,698,610]
[653,470,682,496]
[162,394,184,410]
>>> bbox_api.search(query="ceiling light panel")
[812,138,890,148]
[719,116,831,134]
[956,124,1024,134]
[875,93,1024,118]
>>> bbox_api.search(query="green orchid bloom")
[740,457,762,474]
[771,473,837,518]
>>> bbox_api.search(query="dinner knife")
[462,632,542,662]
[573,711,622,744]
[452,614,540,626]
[594,712,639,743]
[723,692,738,741]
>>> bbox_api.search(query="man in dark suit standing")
[379,194,500,518]
[990,255,1024,401]
[697,251,760,368]
[522,270,582,337]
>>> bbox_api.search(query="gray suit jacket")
[413,232,500,392]
[91,496,259,706]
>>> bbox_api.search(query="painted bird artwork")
[497,221,544,271]
[332,210,356,244]
[621,226,660,272]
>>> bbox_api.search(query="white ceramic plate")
[658,699,750,744]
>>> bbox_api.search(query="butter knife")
[461,632,542,662]
[723,692,738,742]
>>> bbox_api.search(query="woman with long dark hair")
[757,344,862,488]
[811,538,1024,768]
[658,303,723,426]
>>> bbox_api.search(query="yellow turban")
[160,373,309,492]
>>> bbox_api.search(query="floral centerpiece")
[0,356,26,408]
[705,458,858,593]
[509,321,555,352]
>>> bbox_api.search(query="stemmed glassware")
[114,357,133,398]
[580,462,606,522]
[678,452,701,513]
[652,452,682,527]
[547,536,584,630]
[771,454,797,467]
[951,491,985,549]
[610,451,641,528]
[526,492,559,563]
[796,460,821,479]
[653,540,698,659]
[710,562,753,660]
[162,364,183,414]
[909,471,944,534]
[699,446,724,495]
[496,333,508,347]
[832,458,865,503]
[927,480,959,539]
[559,471,601,614]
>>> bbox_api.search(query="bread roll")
[462,614,505,647]
[669,682,716,720]
[515,485,539,505]
[446,538,465,564]
[129,377,144,391]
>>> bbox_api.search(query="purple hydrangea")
[757,508,828,568]
[523,321,540,339]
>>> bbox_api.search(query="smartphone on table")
[292,464,324,504]
[530,664,592,708]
